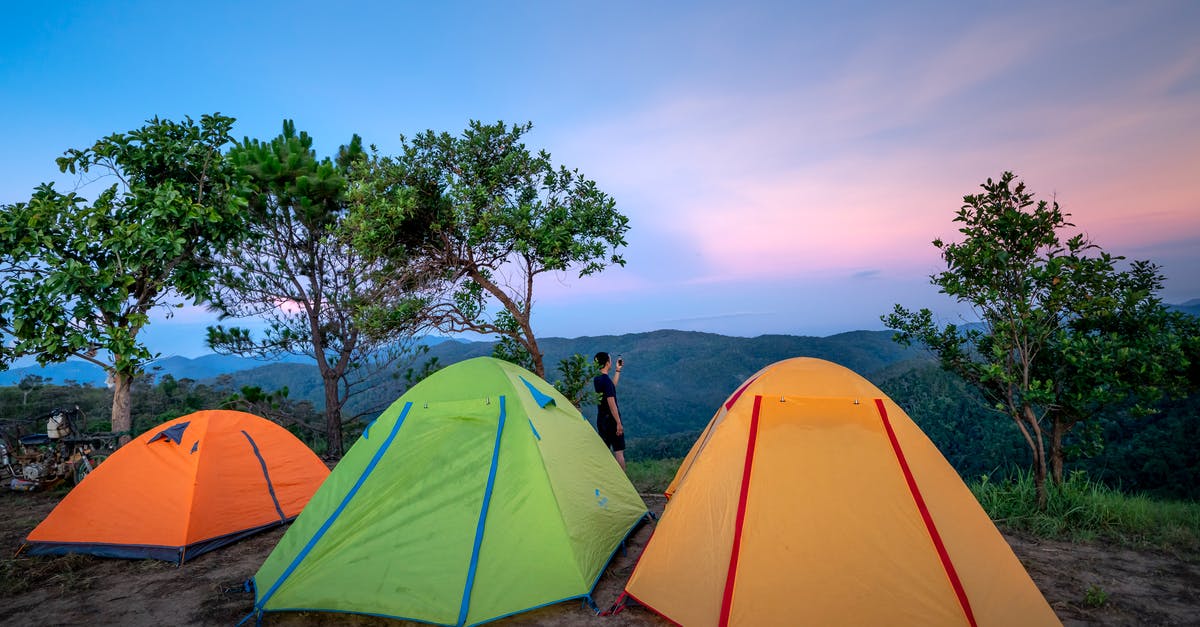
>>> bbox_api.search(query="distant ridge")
[4,305,1194,391]
[1169,299,1200,317]
[214,328,929,436]
[0,335,461,387]
[0,354,300,387]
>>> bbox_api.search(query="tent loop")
[601,592,629,616]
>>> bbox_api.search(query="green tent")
[250,357,648,626]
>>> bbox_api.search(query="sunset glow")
[2,1,1196,354]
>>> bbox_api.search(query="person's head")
[594,352,610,370]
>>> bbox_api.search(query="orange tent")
[623,358,1059,626]
[22,410,329,563]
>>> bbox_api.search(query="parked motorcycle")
[2,407,116,491]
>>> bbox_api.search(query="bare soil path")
[2,490,1197,626]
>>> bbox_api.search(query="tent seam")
[521,397,600,590]
[875,398,978,627]
[457,395,507,626]
[255,401,413,611]
[241,430,287,522]
[179,415,214,564]
[717,394,762,627]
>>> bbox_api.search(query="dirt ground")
[2,488,1198,627]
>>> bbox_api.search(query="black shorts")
[597,416,625,452]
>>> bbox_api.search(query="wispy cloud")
[557,2,1200,295]
[658,311,775,325]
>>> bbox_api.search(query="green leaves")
[884,171,1198,505]
[0,114,251,434]
[348,120,629,377]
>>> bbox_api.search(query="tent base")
[23,518,294,564]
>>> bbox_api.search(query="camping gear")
[622,357,1059,626]
[2,406,117,489]
[250,357,648,626]
[21,410,329,563]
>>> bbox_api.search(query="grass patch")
[971,470,1200,552]
[624,457,1199,554]
[626,457,682,494]
[1084,584,1109,607]
[0,553,98,596]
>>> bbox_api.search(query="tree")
[206,121,430,457]
[0,114,249,442]
[348,121,629,378]
[18,375,47,406]
[552,353,601,409]
[883,172,1194,506]
[1039,263,1199,482]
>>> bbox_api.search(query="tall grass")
[627,458,1199,552]
[629,459,1199,552]
[971,470,1200,552]
[626,458,683,494]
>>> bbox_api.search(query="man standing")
[593,352,626,471]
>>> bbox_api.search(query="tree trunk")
[528,335,545,379]
[322,374,344,458]
[110,372,133,446]
[1050,419,1067,486]
[1034,453,1048,509]
[1022,405,1050,509]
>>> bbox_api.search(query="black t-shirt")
[594,373,617,422]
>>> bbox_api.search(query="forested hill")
[206,330,1200,500]
[4,328,1196,499]
[220,329,931,437]
[1170,299,1200,317]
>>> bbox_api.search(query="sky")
[2,1,1198,358]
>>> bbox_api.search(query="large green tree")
[0,114,249,441]
[884,172,1194,506]
[348,121,629,378]
[206,121,430,457]
[1038,263,1199,482]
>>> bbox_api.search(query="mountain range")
[3,329,933,437]
[6,296,1196,390]
[2,298,1195,438]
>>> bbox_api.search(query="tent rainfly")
[22,409,330,564]
[621,357,1060,627]
[250,356,648,626]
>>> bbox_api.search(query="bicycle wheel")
[72,453,109,485]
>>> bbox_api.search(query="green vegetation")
[971,470,1200,552]
[0,114,251,439]
[206,121,431,457]
[7,329,1196,504]
[1084,584,1109,608]
[625,450,1200,554]
[626,457,683,494]
[0,373,325,453]
[346,120,630,379]
[886,171,1198,506]
[0,553,98,596]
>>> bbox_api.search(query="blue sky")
[3,1,1198,357]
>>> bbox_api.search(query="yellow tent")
[623,357,1059,627]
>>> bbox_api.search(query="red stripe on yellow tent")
[625,357,1059,627]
